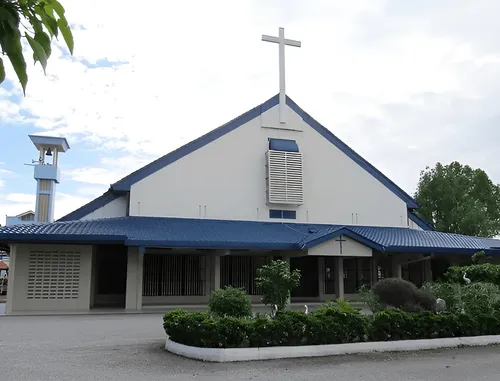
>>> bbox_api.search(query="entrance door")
[290,256,319,298]
[92,244,127,308]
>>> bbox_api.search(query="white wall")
[8,244,93,313]
[408,218,424,231]
[81,195,128,220]
[129,103,409,227]
[308,237,372,257]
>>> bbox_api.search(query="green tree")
[414,161,500,237]
[0,0,73,94]
[255,259,301,311]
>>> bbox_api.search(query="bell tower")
[29,135,70,223]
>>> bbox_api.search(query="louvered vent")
[266,150,304,205]
[27,250,81,300]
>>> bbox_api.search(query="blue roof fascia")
[285,97,419,209]
[386,246,500,255]
[111,95,280,191]
[0,233,127,244]
[302,227,385,251]
[58,190,123,222]
[408,210,435,231]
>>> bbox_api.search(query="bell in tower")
[28,135,70,223]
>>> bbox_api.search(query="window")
[269,209,297,219]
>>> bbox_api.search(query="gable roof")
[58,191,122,222]
[59,93,419,221]
[408,210,435,231]
[110,94,418,207]
[1,216,499,255]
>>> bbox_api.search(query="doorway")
[290,256,319,298]
[92,244,128,308]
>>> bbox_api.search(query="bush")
[208,286,253,318]
[306,304,367,345]
[164,302,500,348]
[371,278,436,312]
[255,260,301,311]
[163,309,250,348]
[424,281,500,315]
[445,263,500,286]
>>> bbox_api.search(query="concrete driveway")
[1,313,500,380]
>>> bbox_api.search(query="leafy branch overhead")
[0,0,74,94]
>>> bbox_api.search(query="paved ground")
[1,314,500,380]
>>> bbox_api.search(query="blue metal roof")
[1,217,499,255]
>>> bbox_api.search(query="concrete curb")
[165,335,500,362]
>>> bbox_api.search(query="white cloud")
[2,0,500,217]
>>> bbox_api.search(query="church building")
[1,28,499,315]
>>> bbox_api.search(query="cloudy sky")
[1,0,500,225]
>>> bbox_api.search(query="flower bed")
[163,305,500,349]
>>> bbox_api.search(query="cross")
[262,27,301,124]
[335,235,347,254]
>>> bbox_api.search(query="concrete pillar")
[318,256,325,301]
[424,259,433,283]
[391,255,402,279]
[125,247,143,311]
[213,255,221,291]
[334,257,344,299]
[371,257,378,286]
[5,244,17,315]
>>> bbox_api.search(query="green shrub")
[255,260,301,311]
[358,284,381,312]
[306,304,368,345]
[461,282,500,315]
[445,263,500,286]
[371,278,435,312]
[208,286,252,318]
[163,309,250,348]
[424,281,500,315]
[163,303,500,348]
[248,310,309,347]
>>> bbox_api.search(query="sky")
[1,0,500,225]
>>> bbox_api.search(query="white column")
[334,257,344,299]
[125,247,143,311]
[318,257,325,301]
[213,256,220,291]
[392,255,402,279]
[371,257,378,286]
[5,244,17,315]
[424,259,433,283]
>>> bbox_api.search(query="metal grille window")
[27,250,81,300]
[266,150,304,205]
[220,256,269,295]
[142,254,206,296]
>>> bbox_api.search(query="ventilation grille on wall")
[266,150,304,205]
[27,250,81,300]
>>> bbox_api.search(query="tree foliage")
[0,0,73,94]
[414,161,500,237]
[255,259,301,311]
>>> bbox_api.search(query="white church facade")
[1,94,499,315]
[1,28,499,315]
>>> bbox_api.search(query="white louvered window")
[266,149,304,205]
[27,250,81,300]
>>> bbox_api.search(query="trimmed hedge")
[445,264,500,286]
[163,306,500,348]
